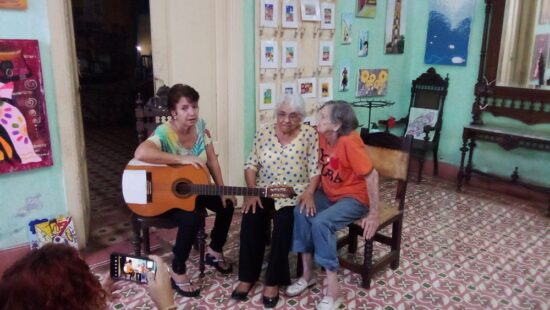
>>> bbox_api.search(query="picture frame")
[341,13,353,45]
[282,0,299,29]
[358,30,369,57]
[260,40,279,69]
[281,81,298,96]
[259,82,277,110]
[260,0,278,28]
[281,41,298,68]
[298,77,317,98]
[318,41,334,67]
[356,0,376,18]
[338,59,351,92]
[405,108,438,141]
[385,0,407,54]
[356,68,389,97]
[318,77,333,102]
[320,2,335,30]
[0,0,27,9]
[301,0,321,21]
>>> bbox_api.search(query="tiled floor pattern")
[84,126,549,309]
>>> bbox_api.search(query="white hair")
[274,94,306,119]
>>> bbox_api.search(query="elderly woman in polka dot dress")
[231,94,320,308]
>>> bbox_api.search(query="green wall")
[0,0,67,249]
[244,1,550,186]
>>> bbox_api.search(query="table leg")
[465,139,476,183]
[457,137,469,191]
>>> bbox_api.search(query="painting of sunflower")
[356,68,388,97]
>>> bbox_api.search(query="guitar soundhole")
[173,179,193,198]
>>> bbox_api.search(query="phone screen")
[110,253,157,284]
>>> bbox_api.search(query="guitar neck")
[181,184,267,197]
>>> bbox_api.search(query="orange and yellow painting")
[0,0,27,10]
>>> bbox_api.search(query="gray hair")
[319,100,359,136]
[274,94,306,119]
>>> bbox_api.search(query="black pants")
[238,199,294,286]
[160,195,234,275]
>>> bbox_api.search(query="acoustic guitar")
[122,160,296,217]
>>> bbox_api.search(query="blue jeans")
[291,189,368,271]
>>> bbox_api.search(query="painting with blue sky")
[424,0,475,66]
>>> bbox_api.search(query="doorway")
[70,0,153,251]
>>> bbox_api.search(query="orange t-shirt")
[319,131,373,206]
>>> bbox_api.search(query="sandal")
[170,278,200,297]
[205,253,233,274]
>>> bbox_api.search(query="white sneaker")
[285,277,316,297]
[316,296,342,310]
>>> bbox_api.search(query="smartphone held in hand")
[110,252,157,284]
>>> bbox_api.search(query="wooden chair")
[337,131,412,289]
[379,67,449,182]
[131,90,207,277]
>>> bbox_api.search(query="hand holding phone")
[146,255,176,310]
[110,253,157,284]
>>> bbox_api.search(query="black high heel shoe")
[262,293,280,308]
[205,253,233,274]
[231,283,253,301]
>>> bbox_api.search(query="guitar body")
[124,163,210,217]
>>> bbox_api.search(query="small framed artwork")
[259,82,277,110]
[260,0,278,28]
[341,13,353,45]
[298,77,317,98]
[339,59,351,92]
[356,0,376,18]
[405,108,438,140]
[0,0,27,9]
[319,41,334,67]
[356,68,388,97]
[282,0,299,28]
[301,0,321,21]
[281,81,298,96]
[260,40,279,69]
[358,30,369,57]
[318,77,333,102]
[385,0,407,54]
[281,41,298,68]
[320,2,335,29]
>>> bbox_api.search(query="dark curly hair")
[0,244,107,310]
[167,84,200,112]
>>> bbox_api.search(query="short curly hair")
[0,244,107,310]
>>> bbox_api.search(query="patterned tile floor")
[84,126,549,309]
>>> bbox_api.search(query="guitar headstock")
[266,185,297,199]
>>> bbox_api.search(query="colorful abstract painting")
[424,0,475,66]
[405,107,438,140]
[356,68,388,97]
[0,0,27,9]
[28,215,78,250]
[0,39,53,174]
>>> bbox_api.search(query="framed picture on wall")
[358,30,369,57]
[320,2,335,29]
[356,0,376,18]
[341,13,353,45]
[298,77,317,98]
[319,41,334,66]
[0,0,27,9]
[385,0,407,54]
[259,82,276,110]
[260,0,278,28]
[318,77,333,102]
[301,0,321,21]
[281,41,298,68]
[282,0,299,28]
[260,40,279,69]
[338,59,351,92]
[281,81,298,96]
[356,68,388,97]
